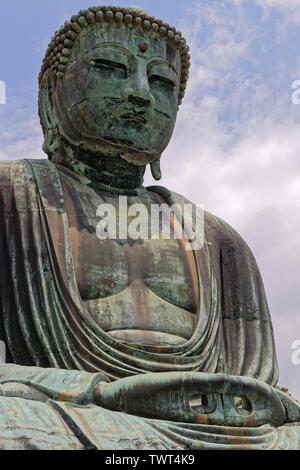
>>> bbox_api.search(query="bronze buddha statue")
[0,5,299,450]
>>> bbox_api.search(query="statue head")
[38,6,190,180]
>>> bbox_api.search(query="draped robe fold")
[0,158,298,450]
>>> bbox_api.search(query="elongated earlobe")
[40,73,61,158]
[42,128,60,156]
[150,157,162,181]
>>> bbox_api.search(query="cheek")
[150,84,178,121]
[55,67,123,138]
[68,98,120,137]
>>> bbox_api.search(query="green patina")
[0,4,299,450]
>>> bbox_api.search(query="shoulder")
[0,158,58,185]
[166,189,245,238]
[165,188,257,261]
[0,158,26,172]
[0,158,53,175]
[0,159,57,211]
[0,160,28,192]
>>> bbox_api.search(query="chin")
[80,136,159,166]
[118,151,157,166]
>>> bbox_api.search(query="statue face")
[53,22,181,164]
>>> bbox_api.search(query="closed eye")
[92,59,127,73]
[149,75,175,88]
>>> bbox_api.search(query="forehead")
[70,22,181,72]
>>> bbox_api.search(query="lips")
[114,105,151,124]
[118,112,147,124]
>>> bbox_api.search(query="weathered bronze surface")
[0,5,299,450]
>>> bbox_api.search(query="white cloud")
[257,0,300,24]
[0,118,44,161]
[257,0,300,10]
[181,2,253,97]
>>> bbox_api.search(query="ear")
[40,73,61,157]
[150,156,162,181]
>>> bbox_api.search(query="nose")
[122,89,155,107]
[121,66,155,107]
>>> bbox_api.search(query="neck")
[52,145,146,191]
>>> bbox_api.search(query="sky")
[0,0,299,398]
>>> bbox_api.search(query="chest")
[61,175,198,313]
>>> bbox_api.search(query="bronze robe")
[0,158,298,450]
